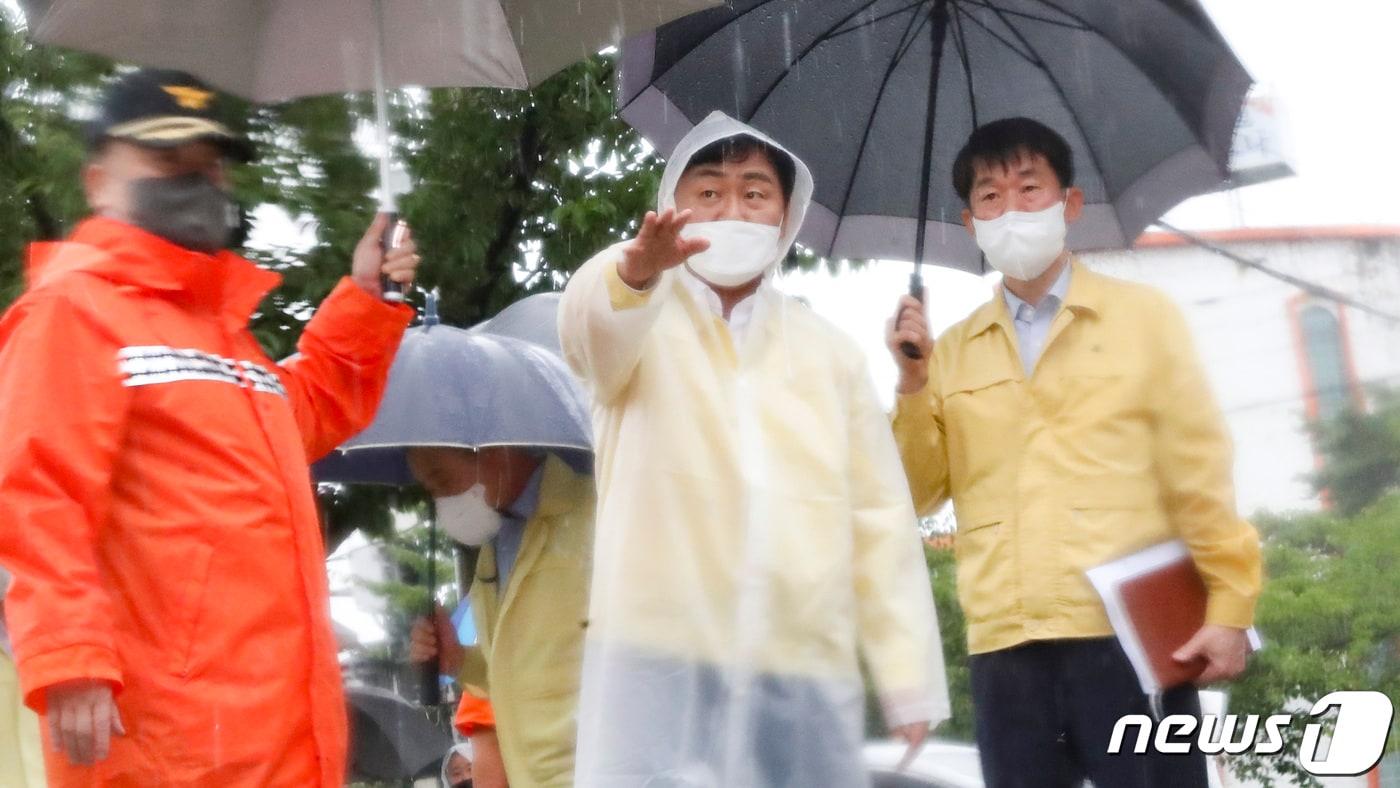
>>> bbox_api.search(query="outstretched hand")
[618,208,709,289]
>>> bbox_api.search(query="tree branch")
[463,105,546,313]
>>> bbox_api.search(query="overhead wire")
[1154,221,1400,325]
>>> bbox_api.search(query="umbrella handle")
[420,516,441,707]
[381,211,406,303]
[419,634,441,707]
[899,269,925,360]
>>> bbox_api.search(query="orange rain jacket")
[0,218,413,786]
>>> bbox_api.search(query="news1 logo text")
[1109,691,1395,776]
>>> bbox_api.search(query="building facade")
[1083,227,1400,515]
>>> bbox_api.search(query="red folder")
[1087,540,1261,695]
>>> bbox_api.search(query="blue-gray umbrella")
[314,293,591,486]
[315,292,589,705]
[469,291,564,354]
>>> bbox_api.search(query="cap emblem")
[162,85,215,111]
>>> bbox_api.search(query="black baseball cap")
[87,69,254,162]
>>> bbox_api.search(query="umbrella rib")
[829,5,935,250]
[742,0,891,118]
[1020,0,1215,162]
[981,4,1122,235]
[949,3,978,129]
[821,0,931,45]
[954,0,1089,31]
[948,5,1039,66]
[642,0,787,101]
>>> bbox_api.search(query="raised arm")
[276,215,416,461]
[277,278,413,461]
[558,210,706,404]
[887,294,952,515]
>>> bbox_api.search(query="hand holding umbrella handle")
[381,212,406,303]
[899,271,925,360]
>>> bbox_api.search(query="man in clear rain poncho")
[560,111,949,787]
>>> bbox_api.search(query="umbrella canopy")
[618,0,1253,274]
[20,0,718,100]
[317,292,589,706]
[469,291,565,354]
[346,685,455,781]
[314,300,591,487]
[19,0,720,253]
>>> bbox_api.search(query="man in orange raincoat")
[0,69,420,786]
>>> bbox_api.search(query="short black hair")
[952,117,1073,204]
[683,134,796,202]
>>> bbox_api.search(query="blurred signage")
[1228,92,1294,188]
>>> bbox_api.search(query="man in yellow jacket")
[887,117,1262,788]
[409,447,594,788]
[561,112,947,787]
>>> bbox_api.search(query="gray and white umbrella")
[20,0,718,102]
[618,0,1253,278]
[20,0,719,295]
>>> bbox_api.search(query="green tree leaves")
[1311,388,1400,516]
[1227,496,1400,785]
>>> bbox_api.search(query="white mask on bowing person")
[434,483,502,546]
[971,201,1068,282]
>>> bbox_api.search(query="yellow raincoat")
[892,260,1261,656]
[458,454,594,788]
[1,651,46,788]
[561,112,946,787]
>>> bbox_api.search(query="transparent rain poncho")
[560,112,949,787]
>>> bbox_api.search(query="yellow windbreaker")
[459,455,595,788]
[892,260,1262,655]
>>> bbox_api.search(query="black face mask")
[128,173,237,254]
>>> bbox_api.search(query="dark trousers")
[969,638,1210,788]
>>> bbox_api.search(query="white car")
[864,739,985,788]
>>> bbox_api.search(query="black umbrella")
[347,685,456,782]
[618,0,1252,292]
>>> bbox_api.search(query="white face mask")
[972,201,1068,282]
[434,484,502,546]
[680,220,782,288]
